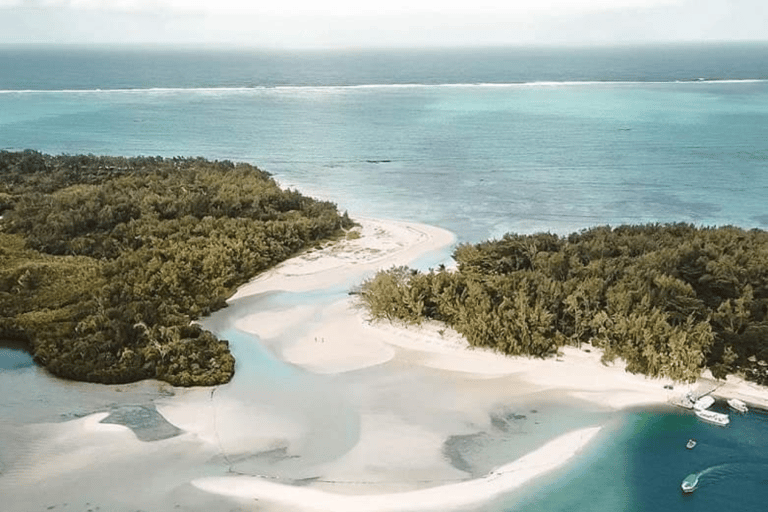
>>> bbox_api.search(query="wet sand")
[191,427,602,512]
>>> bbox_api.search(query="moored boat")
[727,398,748,413]
[686,438,697,449]
[695,408,730,426]
[681,473,699,493]
[693,395,715,410]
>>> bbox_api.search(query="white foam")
[1,78,764,95]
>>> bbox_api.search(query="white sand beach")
[168,218,635,509]
[229,217,456,299]
[230,217,681,408]
[187,216,768,510]
[191,426,602,512]
[5,217,768,512]
[231,216,768,409]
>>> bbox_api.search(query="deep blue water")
[1,43,767,89]
[2,43,768,511]
[496,405,768,512]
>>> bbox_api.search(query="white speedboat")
[693,395,715,410]
[727,398,748,413]
[681,473,699,493]
[686,438,697,449]
[695,408,730,426]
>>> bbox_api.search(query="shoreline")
[187,216,616,508]
[229,217,457,299]
[239,215,768,412]
[6,217,767,512]
[228,217,688,410]
[197,215,768,508]
[191,426,602,512]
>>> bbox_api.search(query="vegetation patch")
[0,150,354,386]
[358,225,768,384]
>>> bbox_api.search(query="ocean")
[1,43,768,511]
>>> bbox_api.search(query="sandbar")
[192,426,601,512]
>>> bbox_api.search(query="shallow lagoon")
[0,291,613,512]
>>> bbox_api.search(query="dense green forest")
[358,224,768,385]
[0,150,354,386]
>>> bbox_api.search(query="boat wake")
[694,461,768,488]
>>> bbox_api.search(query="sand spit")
[192,426,602,512]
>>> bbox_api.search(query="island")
[357,225,768,387]
[0,150,354,386]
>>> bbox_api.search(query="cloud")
[0,0,764,47]
[0,0,164,10]
[168,0,679,16]
[2,0,681,16]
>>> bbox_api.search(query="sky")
[0,0,765,48]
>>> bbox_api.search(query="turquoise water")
[0,346,33,370]
[2,44,768,511]
[3,80,768,243]
[2,45,768,244]
[211,290,768,512]
[498,406,768,512]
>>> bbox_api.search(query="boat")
[695,408,730,426]
[727,398,748,413]
[673,393,696,409]
[693,395,715,410]
[686,438,697,449]
[681,473,699,493]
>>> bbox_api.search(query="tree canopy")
[0,150,354,386]
[358,224,768,384]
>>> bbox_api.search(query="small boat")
[686,438,697,449]
[693,395,715,410]
[727,398,748,413]
[695,408,730,426]
[681,473,699,493]
[676,393,696,409]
